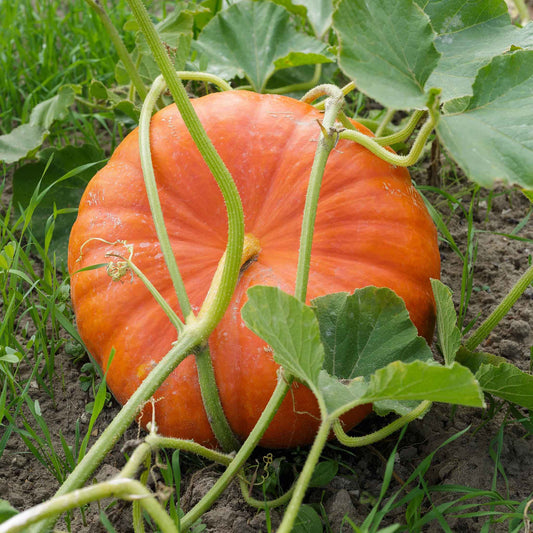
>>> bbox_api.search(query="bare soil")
[1,178,532,532]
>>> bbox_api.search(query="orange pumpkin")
[68,90,440,449]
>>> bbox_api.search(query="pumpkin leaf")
[116,6,197,86]
[89,80,140,124]
[312,288,433,380]
[456,348,533,410]
[193,0,333,93]
[333,0,440,110]
[0,85,77,164]
[241,286,324,392]
[474,362,533,410]
[291,0,334,39]
[291,504,323,533]
[431,279,461,365]
[12,145,105,265]
[437,50,533,189]
[420,0,533,102]
[318,360,484,417]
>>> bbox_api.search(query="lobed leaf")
[0,86,76,164]
[290,0,334,38]
[312,288,432,379]
[438,50,533,189]
[194,0,332,92]
[476,362,533,410]
[241,286,324,392]
[333,0,440,109]
[319,360,484,417]
[419,0,533,101]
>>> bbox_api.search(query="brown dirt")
[0,176,532,532]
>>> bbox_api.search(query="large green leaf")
[333,0,440,109]
[12,145,105,265]
[438,50,533,189]
[419,0,533,101]
[241,286,324,391]
[0,86,76,164]
[193,0,333,92]
[319,360,484,416]
[313,288,432,379]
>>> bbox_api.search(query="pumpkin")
[68,90,440,449]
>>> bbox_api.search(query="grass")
[1,1,532,532]
[0,0,133,132]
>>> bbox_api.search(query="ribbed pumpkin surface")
[68,91,440,448]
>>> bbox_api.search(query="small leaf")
[313,288,433,379]
[309,460,338,487]
[475,362,533,410]
[454,346,509,374]
[431,279,461,365]
[422,0,533,101]
[292,504,323,533]
[89,81,140,122]
[241,286,324,391]
[0,85,76,164]
[194,0,332,92]
[0,242,17,270]
[333,0,440,109]
[0,500,18,524]
[438,50,533,189]
[522,189,533,203]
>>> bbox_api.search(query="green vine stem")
[512,0,530,24]
[374,110,426,145]
[144,434,234,466]
[296,84,345,301]
[333,401,432,447]
[268,64,322,95]
[29,331,199,533]
[126,0,245,336]
[337,109,426,147]
[0,479,178,533]
[76,238,184,333]
[83,0,148,102]
[195,343,241,452]
[311,81,355,109]
[338,110,436,167]
[277,419,333,533]
[139,74,194,320]
[238,476,295,509]
[464,263,533,352]
[180,372,291,531]
[375,108,396,137]
[106,251,184,332]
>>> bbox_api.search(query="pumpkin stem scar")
[239,233,261,275]
[197,234,261,321]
